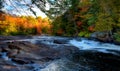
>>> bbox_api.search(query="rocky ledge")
[90,32,120,45]
[0,38,79,71]
[0,36,120,71]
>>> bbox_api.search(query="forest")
[0,0,120,42]
[52,0,120,43]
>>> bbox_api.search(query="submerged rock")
[53,39,68,44]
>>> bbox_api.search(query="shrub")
[113,32,120,42]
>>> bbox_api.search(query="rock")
[41,58,90,71]
[91,32,106,38]
[6,41,79,65]
[53,39,68,44]
[0,36,32,41]
[8,41,39,52]
[0,42,9,52]
[0,59,36,71]
[69,50,120,71]
[0,36,120,71]
[45,50,120,71]
[57,46,80,58]
[0,65,19,71]
[0,36,81,71]
[8,49,18,57]
[0,47,2,52]
[113,40,120,45]
[12,58,33,64]
[91,32,112,42]
[0,59,20,71]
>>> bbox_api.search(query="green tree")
[95,13,115,32]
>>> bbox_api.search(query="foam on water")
[1,52,10,60]
[1,36,120,71]
[69,39,120,55]
[3,36,120,55]
[40,58,89,71]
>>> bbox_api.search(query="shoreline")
[0,35,120,45]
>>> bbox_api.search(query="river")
[1,36,120,71]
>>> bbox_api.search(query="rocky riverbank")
[0,36,120,71]
[90,32,120,45]
[0,36,79,71]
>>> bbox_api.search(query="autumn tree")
[93,0,120,38]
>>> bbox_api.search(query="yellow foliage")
[0,13,51,35]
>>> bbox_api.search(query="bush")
[78,31,91,37]
[113,32,120,42]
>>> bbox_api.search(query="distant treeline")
[0,13,51,35]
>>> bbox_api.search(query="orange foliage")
[88,25,95,32]
[57,29,63,35]
[0,13,51,35]
[77,21,83,27]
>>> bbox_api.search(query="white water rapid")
[1,36,120,71]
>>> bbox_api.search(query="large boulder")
[69,50,120,71]
[91,32,112,42]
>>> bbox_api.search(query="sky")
[2,0,47,18]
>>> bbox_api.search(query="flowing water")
[1,36,120,71]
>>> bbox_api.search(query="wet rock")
[0,59,12,65]
[53,39,68,44]
[69,50,120,71]
[113,40,120,45]
[0,36,120,71]
[0,47,2,52]
[0,59,19,71]
[12,58,33,64]
[0,42,9,52]
[91,32,112,42]
[41,58,92,71]
[8,49,18,57]
[16,50,42,60]
[6,41,79,66]
[0,58,39,71]
[57,46,80,58]
[0,65,19,71]
[0,35,32,41]
[0,60,35,71]
[91,32,106,38]
[8,41,39,52]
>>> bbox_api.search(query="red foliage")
[57,29,63,35]
[88,25,95,32]
[77,21,83,27]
